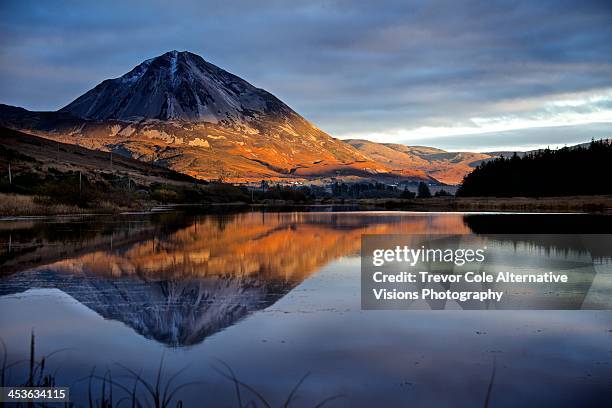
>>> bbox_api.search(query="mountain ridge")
[343,138,495,185]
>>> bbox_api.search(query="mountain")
[1,51,428,182]
[61,50,296,125]
[344,139,495,185]
[0,50,484,184]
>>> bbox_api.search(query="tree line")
[457,139,612,197]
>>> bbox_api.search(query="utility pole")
[79,171,82,194]
[8,163,11,185]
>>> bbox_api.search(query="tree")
[260,180,269,191]
[456,139,612,197]
[400,186,416,199]
[417,182,432,198]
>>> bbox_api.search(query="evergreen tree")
[456,139,612,197]
[417,182,432,198]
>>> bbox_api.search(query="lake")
[0,210,611,407]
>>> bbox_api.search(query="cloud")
[349,88,612,147]
[0,0,611,149]
[399,123,612,152]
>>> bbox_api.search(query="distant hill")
[344,139,495,185]
[457,140,612,197]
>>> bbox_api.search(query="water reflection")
[0,212,470,345]
[1,212,611,346]
[0,212,611,407]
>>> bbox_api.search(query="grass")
[0,331,66,390]
[213,360,344,408]
[483,357,496,408]
[0,193,88,216]
[0,333,503,408]
[1,334,344,407]
[0,193,146,217]
[76,357,196,408]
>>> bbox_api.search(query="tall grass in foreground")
[1,331,70,407]
[213,360,344,408]
[78,357,194,408]
[1,334,344,407]
[0,331,65,389]
[483,357,496,408]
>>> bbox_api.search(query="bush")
[150,188,181,203]
[35,173,102,207]
[434,189,452,197]
[203,183,250,202]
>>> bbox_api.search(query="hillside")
[0,126,251,213]
[344,139,495,185]
[0,126,200,186]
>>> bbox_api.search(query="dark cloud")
[1,0,611,148]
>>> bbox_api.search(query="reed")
[483,357,497,408]
[214,359,344,408]
[1,334,344,407]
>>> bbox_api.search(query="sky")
[1,0,611,151]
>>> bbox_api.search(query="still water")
[0,211,611,407]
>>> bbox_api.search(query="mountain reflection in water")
[1,211,611,407]
[0,212,469,345]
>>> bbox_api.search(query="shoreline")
[349,195,612,213]
[1,193,611,218]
